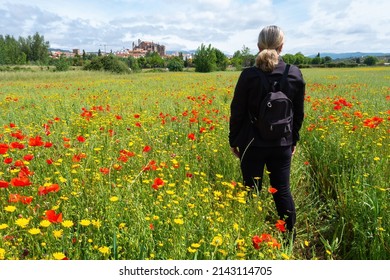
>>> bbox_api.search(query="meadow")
[0,66,388,260]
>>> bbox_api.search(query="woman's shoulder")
[286,64,305,83]
[237,66,261,80]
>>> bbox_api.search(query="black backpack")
[250,65,293,140]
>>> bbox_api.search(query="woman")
[229,25,305,232]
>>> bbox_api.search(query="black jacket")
[229,60,305,148]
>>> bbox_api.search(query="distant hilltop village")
[116,39,166,58]
[50,40,187,59]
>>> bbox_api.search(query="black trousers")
[240,145,296,231]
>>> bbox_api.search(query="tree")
[214,48,228,71]
[84,54,130,73]
[282,54,296,64]
[127,56,141,72]
[30,32,50,64]
[324,56,332,63]
[363,56,377,66]
[145,52,164,68]
[0,35,26,65]
[55,54,70,71]
[167,56,184,72]
[193,44,217,73]
[294,52,307,65]
[311,56,322,65]
[240,45,254,68]
[231,50,243,70]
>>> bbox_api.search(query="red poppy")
[11,177,32,187]
[0,180,9,188]
[275,220,286,232]
[363,116,384,128]
[8,193,20,203]
[20,167,34,177]
[117,155,129,163]
[46,158,54,165]
[115,115,122,120]
[14,160,24,167]
[4,157,13,164]
[143,145,151,153]
[72,153,87,162]
[19,196,33,204]
[252,235,262,249]
[268,187,278,194]
[152,177,164,190]
[23,154,34,161]
[7,193,32,204]
[188,133,196,141]
[45,210,63,223]
[44,142,53,148]
[10,142,24,149]
[100,167,110,175]
[0,143,9,154]
[28,136,44,147]
[77,135,86,142]
[38,184,60,195]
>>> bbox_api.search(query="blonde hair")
[255,25,284,72]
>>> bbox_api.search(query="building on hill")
[115,39,166,58]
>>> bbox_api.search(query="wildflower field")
[0,67,388,260]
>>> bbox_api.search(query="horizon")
[1,0,389,56]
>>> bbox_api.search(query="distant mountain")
[309,52,390,59]
[166,50,196,55]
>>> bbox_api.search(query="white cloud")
[0,0,389,55]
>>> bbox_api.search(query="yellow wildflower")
[173,218,184,225]
[211,235,223,247]
[0,248,5,260]
[79,219,91,226]
[0,224,9,230]
[109,196,119,202]
[28,228,41,235]
[188,247,197,253]
[4,205,16,212]
[98,246,110,255]
[53,229,63,239]
[15,218,30,228]
[40,220,51,228]
[92,219,101,229]
[53,252,66,260]
[61,220,74,228]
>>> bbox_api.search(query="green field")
[0,67,388,260]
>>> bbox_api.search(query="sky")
[0,0,389,56]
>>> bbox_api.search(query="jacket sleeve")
[290,67,305,145]
[229,70,250,147]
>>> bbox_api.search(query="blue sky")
[0,0,389,55]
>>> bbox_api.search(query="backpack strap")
[278,64,290,91]
[257,64,290,92]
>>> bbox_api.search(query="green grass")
[0,67,388,260]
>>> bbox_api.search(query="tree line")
[0,32,385,73]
